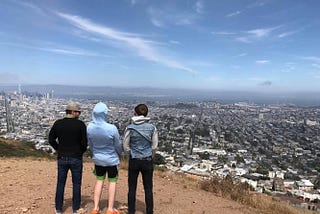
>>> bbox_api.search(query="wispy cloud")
[235,26,282,43]
[302,56,320,63]
[0,41,110,57]
[226,0,268,18]
[247,26,281,38]
[211,31,236,35]
[147,6,199,28]
[195,1,204,14]
[256,60,269,64]
[277,30,299,38]
[170,40,180,45]
[56,12,195,73]
[226,10,242,18]
[235,53,247,57]
[150,18,164,28]
[281,63,296,73]
[16,1,44,13]
[40,47,110,57]
[235,37,252,43]
[246,0,269,9]
[130,0,136,5]
[14,1,51,18]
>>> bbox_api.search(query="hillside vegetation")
[0,137,52,158]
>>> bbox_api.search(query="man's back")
[49,117,87,158]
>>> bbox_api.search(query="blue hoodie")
[87,102,122,166]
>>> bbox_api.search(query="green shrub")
[0,138,52,159]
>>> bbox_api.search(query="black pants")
[128,158,154,214]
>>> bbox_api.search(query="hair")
[134,104,148,116]
[66,110,72,114]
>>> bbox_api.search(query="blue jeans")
[55,157,83,212]
[128,158,154,214]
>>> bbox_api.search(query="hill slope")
[0,138,313,214]
[0,158,259,214]
[0,138,52,158]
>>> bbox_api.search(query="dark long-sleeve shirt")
[49,117,87,158]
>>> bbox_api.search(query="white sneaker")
[73,207,87,214]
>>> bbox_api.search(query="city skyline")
[1,0,320,92]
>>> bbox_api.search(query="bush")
[200,175,250,202]
[0,138,52,159]
[200,175,304,214]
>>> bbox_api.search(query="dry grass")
[119,155,129,170]
[200,175,252,202]
[200,175,316,214]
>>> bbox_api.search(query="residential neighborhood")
[1,91,320,211]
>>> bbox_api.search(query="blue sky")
[0,0,320,92]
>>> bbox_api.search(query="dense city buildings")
[1,91,320,209]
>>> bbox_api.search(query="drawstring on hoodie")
[131,116,150,125]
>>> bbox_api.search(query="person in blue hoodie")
[87,102,122,214]
[123,104,158,214]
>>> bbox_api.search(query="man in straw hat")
[49,102,88,214]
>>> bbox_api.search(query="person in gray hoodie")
[87,102,122,214]
[123,104,158,214]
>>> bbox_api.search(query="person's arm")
[114,127,122,157]
[48,124,58,150]
[87,127,93,151]
[151,127,158,150]
[123,128,131,154]
[80,122,88,153]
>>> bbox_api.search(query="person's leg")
[92,165,108,212]
[128,159,140,214]
[70,157,83,212]
[106,166,119,212]
[107,182,116,211]
[141,160,154,214]
[55,157,69,212]
[93,180,104,211]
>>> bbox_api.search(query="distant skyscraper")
[187,129,195,155]
[5,97,15,133]
[18,84,21,94]
[259,113,264,121]
[187,106,203,156]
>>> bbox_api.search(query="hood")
[92,102,109,123]
[131,115,150,125]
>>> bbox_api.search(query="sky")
[0,0,320,92]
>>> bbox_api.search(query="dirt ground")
[0,158,258,214]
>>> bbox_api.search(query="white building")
[296,179,314,192]
[268,170,285,179]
